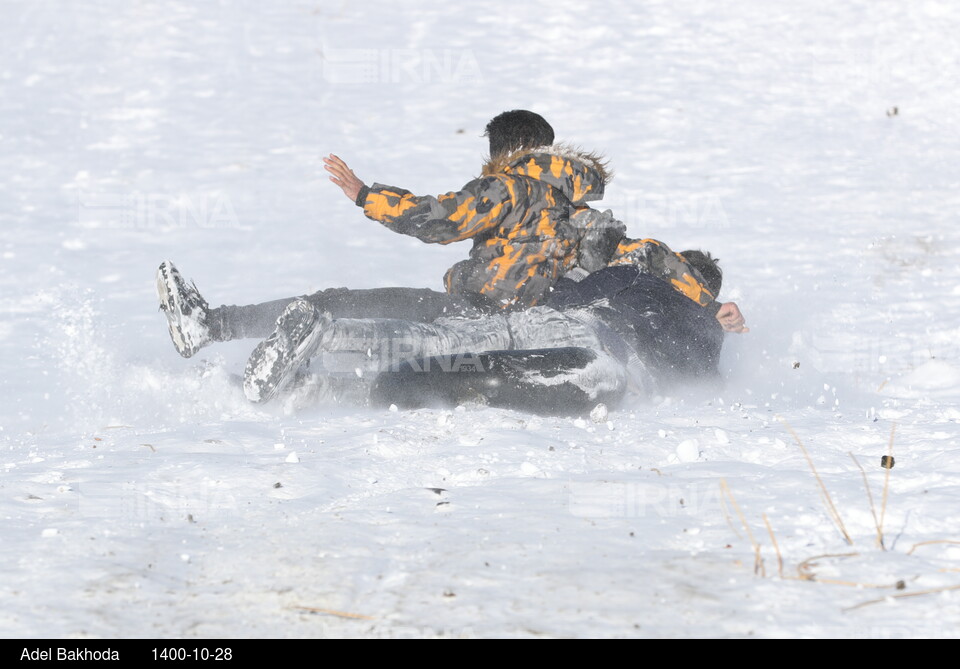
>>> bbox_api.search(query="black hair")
[484,110,555,159]
[680,250,722,296]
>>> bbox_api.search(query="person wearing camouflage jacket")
[560,206,735,322]
[157,111,615,357]
[609,237,721,312]
[335,144,611,309]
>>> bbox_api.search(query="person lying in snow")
[157,236,746,395]
[240,241,747,411]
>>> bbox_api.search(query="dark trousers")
[208,287,485,342]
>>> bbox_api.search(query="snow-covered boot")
[157,261,212,358]
[243,298,329,403]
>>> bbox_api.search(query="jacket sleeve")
[357,175,514,245]
[610,238,721,313]
[568,207,627,272]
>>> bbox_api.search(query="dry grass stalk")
[814,578,902,589]
[718,481,743,540]
[906,540,960,556]
[849,452,884,549]
[844,583,960,612]
[791,553,906,588]
[292,606,375,621]
[780,418,852,545]
[720,478,764,576]
[797,552,859,581]
[763,513,784,579]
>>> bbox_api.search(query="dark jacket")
[356,145,610,309]
[559,214,722,312]
[609,238,721,312]
[548,266,724,382]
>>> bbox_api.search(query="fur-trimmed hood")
[481,143,611,205]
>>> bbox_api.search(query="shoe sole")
[157,262,194,358]
[243,301,326,403]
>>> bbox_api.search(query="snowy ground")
[2,0,960,638]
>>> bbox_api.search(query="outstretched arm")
[324,153,513,244]
[324,154,365,203]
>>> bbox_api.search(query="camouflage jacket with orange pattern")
[356,145,610,308]
[609,238,721,314]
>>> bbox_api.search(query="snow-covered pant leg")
[208,287,481,342]
[503,306,629,400]
[314,306,597,366]
[504,306,605,350]
[317,314,512,371]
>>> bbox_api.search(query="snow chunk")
[676,439,700,463]
[519,462,540,476]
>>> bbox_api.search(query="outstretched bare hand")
[323,154,365,202]
[716,302,749,333]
